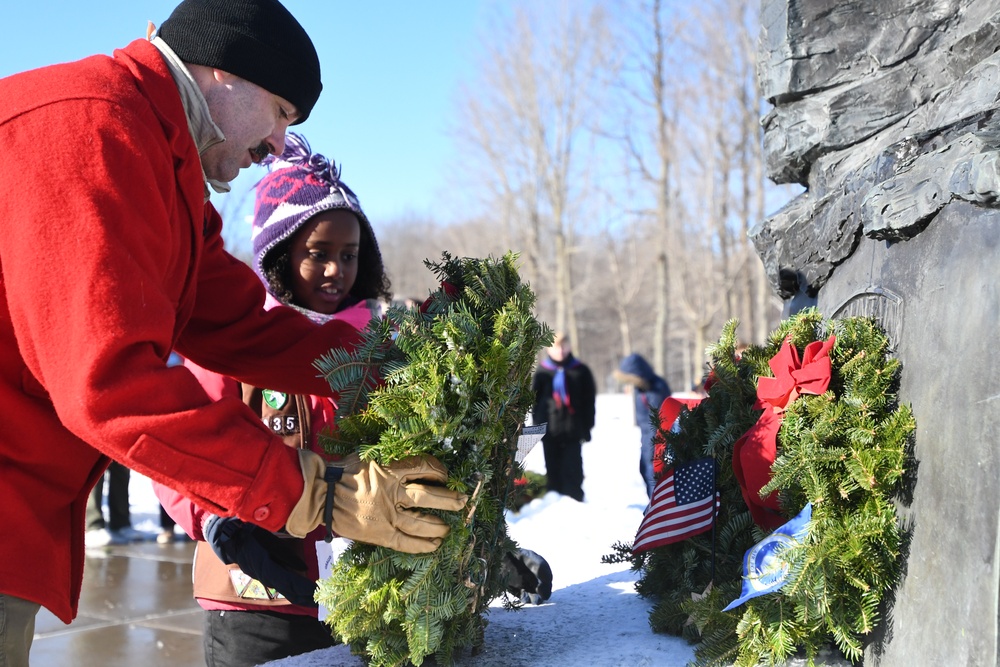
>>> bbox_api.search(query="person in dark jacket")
[614,353,672,499]
[532,333,597,502]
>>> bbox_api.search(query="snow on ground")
[128,394,697,666]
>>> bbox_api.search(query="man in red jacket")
[0,1,466,663]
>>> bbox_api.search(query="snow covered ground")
[128,393,698,666]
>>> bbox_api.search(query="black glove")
[202,515,318,607]
[502,548,553,605]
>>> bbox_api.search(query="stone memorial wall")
[754,1,1000,664]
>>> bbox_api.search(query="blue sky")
[1,1,488,228]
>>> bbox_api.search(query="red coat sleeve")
[153,361,243,540]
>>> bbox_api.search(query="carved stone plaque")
[830,287,903,353]
[817,202,1000,666]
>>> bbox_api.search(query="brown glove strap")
[323,466,344,543]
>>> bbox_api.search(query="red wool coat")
[0,39,357,623]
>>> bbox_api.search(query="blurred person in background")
[531,333,596,502]
[614,353,671,499]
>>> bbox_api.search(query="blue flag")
[723,503,812,612]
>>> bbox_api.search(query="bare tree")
[611,0,687,378]
[604,226,643,359]
[376,212,513,301]
[439,0,792,389]
[376,214,446,299]
[687,0,785,346]
[452,2,616,355]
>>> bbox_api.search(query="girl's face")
[288,209,362,314]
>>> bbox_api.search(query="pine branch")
[315,252,551,666]
[622,309,914,667]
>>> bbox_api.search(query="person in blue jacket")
[614,353,671,499]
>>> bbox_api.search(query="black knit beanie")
[158,0,322,124]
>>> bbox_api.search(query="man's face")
[548,341,570,362]
[200,71,300,184]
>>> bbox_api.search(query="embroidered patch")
[262,389,288,409]
[229,569,278,600]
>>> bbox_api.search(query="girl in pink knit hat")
[156,134,391,667]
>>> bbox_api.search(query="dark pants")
[542,435,584,501]
[203,609,338,667]
[159,505,176,531]
[639,433,656,499]
[86,461,131,531]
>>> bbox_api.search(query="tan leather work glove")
[285,450,468,553]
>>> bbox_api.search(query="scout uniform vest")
[192,385,314,608]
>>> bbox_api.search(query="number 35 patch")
[261,389,298,435]
[268,414,298,435]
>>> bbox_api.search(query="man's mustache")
[251,142,271,163]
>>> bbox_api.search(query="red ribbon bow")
[732,335,835,529]
[419,281,460,313]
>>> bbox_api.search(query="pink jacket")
[156,300,378,616]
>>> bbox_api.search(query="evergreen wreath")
[313,251,551,667]
[605,309,914,666]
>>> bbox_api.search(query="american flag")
[632,457,718,554]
